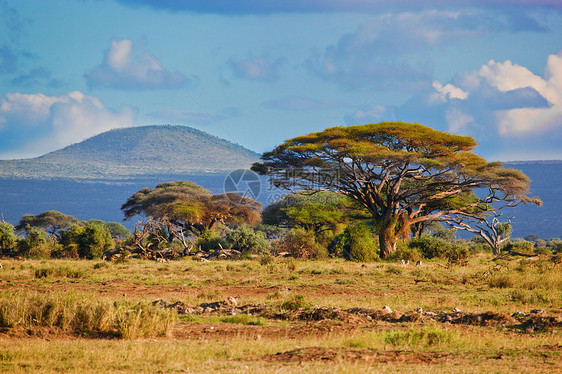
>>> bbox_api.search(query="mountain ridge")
[0,125,260,179]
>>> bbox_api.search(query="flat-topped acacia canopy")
[252,121,538,258]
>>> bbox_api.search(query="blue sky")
[0,0,561,161]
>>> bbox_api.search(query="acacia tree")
[121,181,262,243]
[15,210,79,242]
[252,121,539,259]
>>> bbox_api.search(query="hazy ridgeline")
[0,161,559,238]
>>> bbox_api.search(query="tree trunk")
[379,223,398,259]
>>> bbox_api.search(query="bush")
[196,230,226,252]
[275,228,328,259]
[386,241,422,262]
[328,223,380,262]
[280,294,309,310]
[77,224,114,259]
[51,244,80,259]
[409,234,452,259]
[0,222,17,250]
[226,225,271,255]
[444,244,469,263]
[16,228,52,258]
[503,240,534,253]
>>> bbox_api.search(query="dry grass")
[0,255,560,372]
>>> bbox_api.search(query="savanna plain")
[0,255,560,373]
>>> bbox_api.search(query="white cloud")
[85,39,197,90]
[431,81,469,103]
[0,91,137,158]
[432,51,562,136]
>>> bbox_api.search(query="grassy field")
[0,255,560,373]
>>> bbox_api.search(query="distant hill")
[0,125,260,179]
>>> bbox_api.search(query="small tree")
[122,181,261,238]
[16,211,79,242]
[328,223,379,262]
[226,225,271,255]
[16,227,51,258]
[77,223,114,259]
[0,221,17,254]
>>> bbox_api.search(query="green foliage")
[51,244,80,259]
[15,210,79,241]
[196,230,226,252]
[254,224,287,239]
[16,228,51,258]
[275,228,328,259]
[328,223,380,262]
[104,222,132,241]
[547,238,562,253]
[122,180,262,236]
[76,224,114,259]
[218,315,267,326]
[253,121,538,259]
[0,221,17,250]
[409,234,452,259]
[427,222,457,242]
[262,191,369,246]
[386,242,422,262]
[503,240,534,253]
[225,225,271,255]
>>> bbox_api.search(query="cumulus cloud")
[431,51,562,137]
[229,55,285,82]
[0,91,137,158]
[431,81,469,102]
[85,39,197,90]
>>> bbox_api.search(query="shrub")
[445,244,469,263]
[196,230,226,252]
[386,241,422,262]
[328,223,380,262]
[275,228,328,259]
[16,228,52,258]
[51,244,80,259]
[226,225,271,255]
[503,240,534,254]
[77,224,114,259]
[546,238,562,253]
[280,294,308,310]
[0,221,17,250]
[409,234,452,259]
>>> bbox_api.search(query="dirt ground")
[0,258,561,372]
